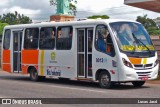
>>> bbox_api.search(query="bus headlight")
[154,59,159,67]
[122,58,133,68]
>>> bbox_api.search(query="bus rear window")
[3,29,11,50]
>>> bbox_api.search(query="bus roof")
[4,19,140,29]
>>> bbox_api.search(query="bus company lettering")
[47,69,61,76]
[122,45,154,51]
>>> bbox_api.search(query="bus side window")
[39,27,55,50]
[56,26,73,50]
[24,28,39,49]
[3,29,11,50]
[95,25,115,56]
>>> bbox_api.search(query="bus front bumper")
[122,64,159,81]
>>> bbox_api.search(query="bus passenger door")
[77,28,93,78]
[12,31,22,73]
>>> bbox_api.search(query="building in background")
[125,0,160,28]
[124,0,160,13]
[153,19,160,28]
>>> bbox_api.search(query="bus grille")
[134,63,153,70]
[136,71,152,79]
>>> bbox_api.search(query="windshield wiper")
[132,33,151,54]
[131,41,137,54]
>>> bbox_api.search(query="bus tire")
[98,72,112,89]
[30,67,39,81]
[132,81,145,87]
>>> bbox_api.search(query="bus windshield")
[109,22,155,52]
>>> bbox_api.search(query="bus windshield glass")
[110,22,155,52]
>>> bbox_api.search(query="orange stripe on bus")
[22,50,39,64]
[2,50,10,63]
[129,57,142,65]
[2,64,11,73]
[21,65,38,74]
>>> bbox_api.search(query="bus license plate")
[140,77,148,80]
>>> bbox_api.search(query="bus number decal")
[96,58,103,63]
[96,58,107,63]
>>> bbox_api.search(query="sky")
[0,0,159,22]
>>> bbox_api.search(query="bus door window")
[88,30,93,52]
[77,29,85,76]
[13,32,18,51]
[39,27,55,49]
[95,25,115,56]
[88,29,93,77]
[56,26,73,50]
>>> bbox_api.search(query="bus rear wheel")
[98,72,112,89]
[30,67,38,81]
[132,81,145,87]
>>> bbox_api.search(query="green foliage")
[0,11,32,25]
[87,15,110,19]
[0,22,8,37]
[157,17,160,20]
[156,74,160,80]
[69,3,77,16]
[136,14,156,29]
[147,29,160,35]
[136,15,160,35]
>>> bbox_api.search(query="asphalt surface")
[0,71,160,107]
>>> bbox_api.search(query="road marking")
[49,85,107,93]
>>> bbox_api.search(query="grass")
[156,75,160,80]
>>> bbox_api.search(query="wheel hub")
[101,75,109,86]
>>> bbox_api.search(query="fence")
[151,36,160,71]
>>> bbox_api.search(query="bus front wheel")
[30,67,38,81]
[98,72,112,89]
[132,81,145,87]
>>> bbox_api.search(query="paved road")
[0,71,159,107]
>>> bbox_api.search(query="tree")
[0,11,32,25]
[87,15,110,19]
[136,14,160,35]
[136,14,156,29]
[0,22,8,37]
[157,17,160,20]
[69,2,77,16]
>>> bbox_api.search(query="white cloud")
[0,0,10,6]
[2,6,41,17]
[77,0,124,12]
[0,0,159,22]
[11,6,40,15]
[76,0,159,20]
